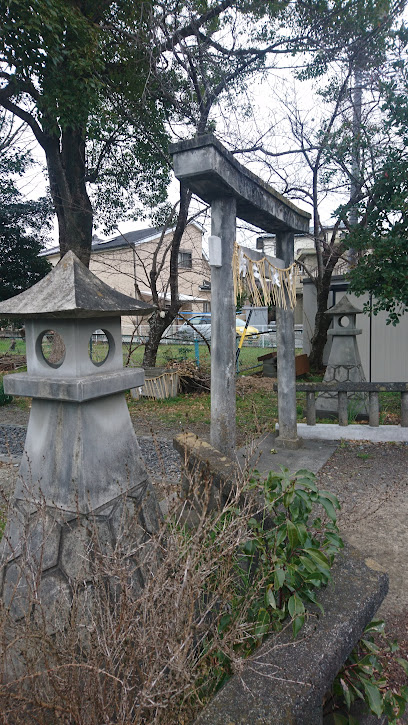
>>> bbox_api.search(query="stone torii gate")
[170,134,311,456]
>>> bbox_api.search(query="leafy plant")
[328,619,408,724]
[243,468,343,638]
[162,345,191,365]
[194,467,344,700]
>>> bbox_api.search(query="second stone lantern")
[316,295,369,419]
[0,252,161,633]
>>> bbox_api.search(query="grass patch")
[128,381,403,434]
[128,381,284,437]
[126,342,274,371]
[236,390,279,434]
[128,391,212,429]
[1,336,403,427]
[0,338,26,356]
[379,391,401,421]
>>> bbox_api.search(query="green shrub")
[328,619,408,723]
[192,467,344,700]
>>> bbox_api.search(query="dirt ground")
[316,440,408,715]
[0,401,30,428]
[317,440,408,618]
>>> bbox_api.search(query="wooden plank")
[295,354,310,377]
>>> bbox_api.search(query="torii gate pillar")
[275,231,302,448]
[210,197,237,456]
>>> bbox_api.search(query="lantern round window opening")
[338,315,350,328]
[88,329,115,367]
[37,330,66,368]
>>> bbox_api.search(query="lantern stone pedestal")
[0,253,161,673]
[316,296,369,419]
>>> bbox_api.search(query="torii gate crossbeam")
[170,134,311,456]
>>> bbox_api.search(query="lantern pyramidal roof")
[0,251,154,319]
[325,295,363,317]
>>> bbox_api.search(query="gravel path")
[0,425,26,459]
[138,435,181,483]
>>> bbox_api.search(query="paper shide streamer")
[232,244,297,309]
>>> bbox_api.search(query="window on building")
[178,250,192,268]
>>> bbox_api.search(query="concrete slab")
[293,423,408,443]
[4,368,144,401]
[238,432,337,476]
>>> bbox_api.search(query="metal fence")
[118,324,303,350]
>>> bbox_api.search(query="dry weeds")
[0,472,273,725]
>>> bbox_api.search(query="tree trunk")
[308,250,344,371]
[308,280,333,371]
[142,185,192,368]
[142,310,178,368]
[44,127,93,267]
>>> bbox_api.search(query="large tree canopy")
[346,172,408,323]
[0,195,51,303]
[0,0,173,265]
[1,0,393,267]
[229,0,406,368]
[0,0,276,265]
[2,0,405,367]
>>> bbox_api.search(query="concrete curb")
[291,423,408,443]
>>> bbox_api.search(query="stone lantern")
[316,295,368,418]
[0,252,161,637]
